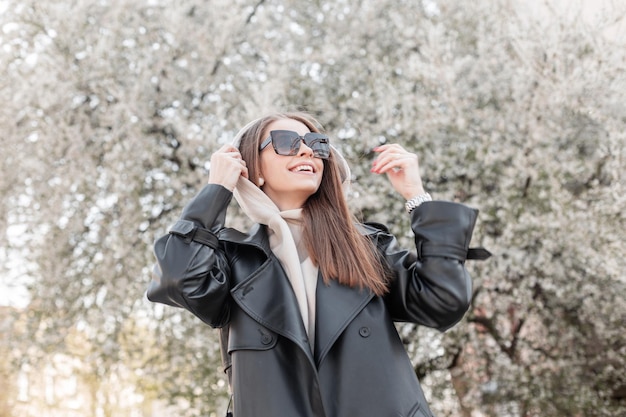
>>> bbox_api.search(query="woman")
[147,112,489,417]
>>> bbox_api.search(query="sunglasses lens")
[269,130,330,159]
[303,133,330,159]
[271,131,300,156]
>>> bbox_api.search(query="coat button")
[261,334,273,345]
[359,327,371,337]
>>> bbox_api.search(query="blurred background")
[1,0,624,416]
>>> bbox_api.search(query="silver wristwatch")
[405,193,432,213]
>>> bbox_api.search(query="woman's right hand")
[207,144,248,191]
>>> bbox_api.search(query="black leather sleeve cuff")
[168,219,219,249]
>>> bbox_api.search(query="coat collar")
[219,223,272,254]
[219,222,380,251]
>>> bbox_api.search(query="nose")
[298,139,314,157]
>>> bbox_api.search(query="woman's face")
[258,118,325,210]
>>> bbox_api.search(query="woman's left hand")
[371,144,426,200]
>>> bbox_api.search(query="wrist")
[401,183,425,201]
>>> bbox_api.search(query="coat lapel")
[220,225,314,363]
[313,224,380,367]
[314,276,374,367]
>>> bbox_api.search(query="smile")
[290,164,315,173]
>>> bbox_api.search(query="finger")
[221,143,239,151]
[373,144,410,161]
[217,144,243,156]
[226,150,243,159]
[372,154,414,174]
[227,151,243,160]
[375,151,410,166]
[214,149,243,163]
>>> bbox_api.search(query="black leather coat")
[148,184,484,417]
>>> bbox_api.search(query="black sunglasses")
[259,130,331,159]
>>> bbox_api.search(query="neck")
[263,189,308,211]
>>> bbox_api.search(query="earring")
[258,178,265,187]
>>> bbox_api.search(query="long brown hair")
[238,112,389,296]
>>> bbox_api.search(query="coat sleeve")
[377,201,479,331]
[146,184,233,328]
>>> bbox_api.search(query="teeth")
[293,165,313,172]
